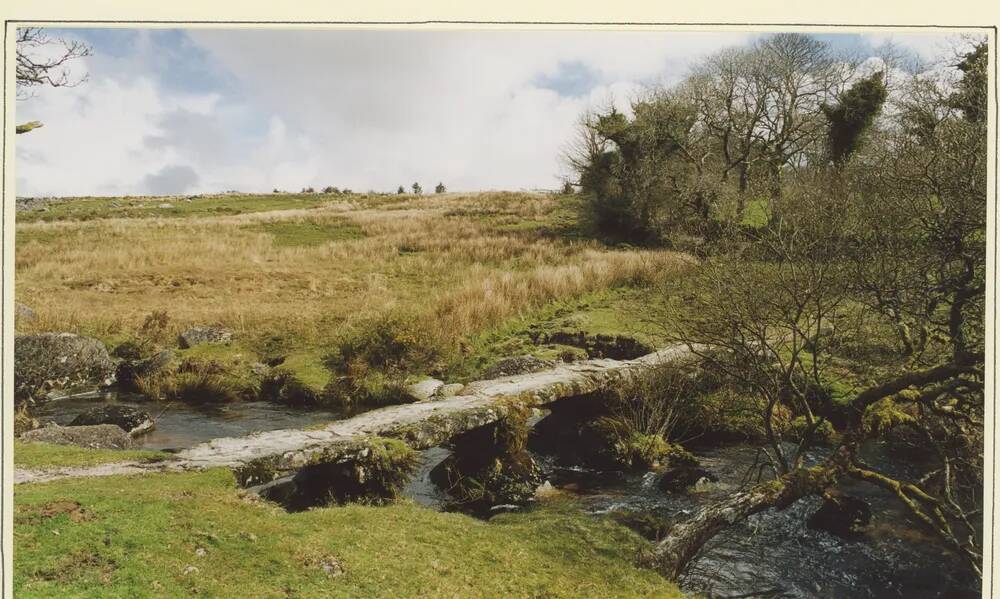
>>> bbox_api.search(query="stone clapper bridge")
[15,345,696,492]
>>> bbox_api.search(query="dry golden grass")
[15,192,691,357]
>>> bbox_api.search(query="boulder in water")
[14,333,116,400]
[807,492,872,538]
[658,466,718,494]
[70,405,155,437]
[178,325,233,349]
[21,423,133,449]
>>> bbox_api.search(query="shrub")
[594,365,703,469]
[329,313,441,376]
[322,186,340,194]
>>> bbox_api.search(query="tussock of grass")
[13,469,683,598]
[13,441,169,470]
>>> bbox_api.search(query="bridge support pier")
[431,404,543,510]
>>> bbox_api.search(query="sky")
[14,28,956,197]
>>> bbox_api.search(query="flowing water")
[34,390,342,451]
[36,394,980,597]
[403,441,980,599]
[546,443,979,599]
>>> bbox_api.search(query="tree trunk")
[652,448,850,579]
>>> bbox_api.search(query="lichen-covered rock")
[70,405,154,437]
[405,378,444,401]
[178,325,233,349]
[14,333,115,400]
[482,355,555,379]
[21,423,133,449]
[438,383,465,398]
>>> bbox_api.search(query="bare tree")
[15,27,91,133]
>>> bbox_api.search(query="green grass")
[739,198,771,229]
[15,193,337,223]
[14,469,682,598]
[253,219,365,247]
[280,352,333,392]
[448,285,675,382]
[14,442,170,470]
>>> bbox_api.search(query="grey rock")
[21,423,133,449]
[15,302,35,321]
[14,333,115,400]
[70,405,155,437]
[437,383,466,398]
[178,325,233,349]
[406,378,444,401]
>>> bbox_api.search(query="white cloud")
[15,29,961,197]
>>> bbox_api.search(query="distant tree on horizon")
[397,186,406,195]
[435,182,446,194]
[412,182,423,195]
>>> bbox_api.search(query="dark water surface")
[403,442,979,599]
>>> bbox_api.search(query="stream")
[402,441,980,599]
[33,390,342,451]
[35,392,980,598]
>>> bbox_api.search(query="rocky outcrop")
[178,326,233,349]
[21,423,133,449]
[14,333,116,400]
[70,405,155,437]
